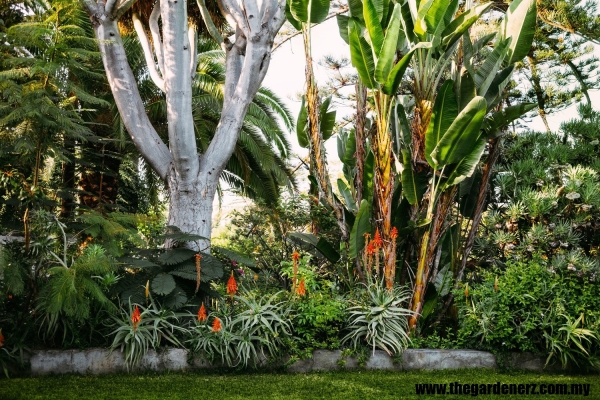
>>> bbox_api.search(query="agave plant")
[343,284,414,356]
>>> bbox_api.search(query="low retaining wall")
[26,348,549,376]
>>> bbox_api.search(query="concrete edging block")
[26,348,551,375]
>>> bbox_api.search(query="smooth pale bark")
[81,0,286,251]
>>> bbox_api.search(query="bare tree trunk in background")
[527,54,551,133]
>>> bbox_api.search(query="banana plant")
[398,0,537,329]
[338,0,537,327]
[338,0,427,290]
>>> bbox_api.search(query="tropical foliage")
[0,0,599,377]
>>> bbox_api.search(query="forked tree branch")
[114,0,137,20]
[149,1,165,76]
[189,25,199,79]
[196,0,226,50]
[132,13,165,91]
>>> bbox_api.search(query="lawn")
[2,369,599,399]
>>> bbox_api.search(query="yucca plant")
[343,284,413,356]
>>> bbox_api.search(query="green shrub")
[289,291,346,352]
[456,261,600,369]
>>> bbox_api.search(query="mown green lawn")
[2,369,599,399]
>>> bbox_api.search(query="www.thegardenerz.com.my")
[415,382,591,396]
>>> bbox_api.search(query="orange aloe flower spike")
[291,251,300,261]
[131,305,141,330]
[390,227,398,240]
[197,303,207,322]
[296,279,306,296]
[226,271,237,298]
[212,317,222,332]
[0,328,4,347]
[373,228,383,249]
[366,241,376,255]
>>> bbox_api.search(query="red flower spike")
[366,241,376,256]
[373,228,383,249]
[0,328,4,347]
[296,279,306,296]
[390,227,398,240]
[291,251,300,262]
[212,317,222,332]
[227,271,237,298]
[197,303,207,322]
[131,305,141,330]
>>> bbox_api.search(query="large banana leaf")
[467,32,497,60]
[483,102,536,138]
[424,0,451,33]
[474,38,510,97]
[429,96,487,167]
[338,178,358,213]
[364,0,385,55]
[337,15,350,44]
[399,0,417,44]
[440,2,492,51]
[425,80,458,168]
[362,150,375,203]
[289,0,330,24]
[285,1,303,30]
[296,96,337,148]
[458,70,476,111]
[349,199,372,258]
[502,0,536,65]
[442,0,458,27]
[374,3,402,84]
[443,137,486,187]
[382,46,421,95]
[349,19,377,88]
[414,0,434,36]
[401,149,428,205]
[484,65,514,110]
[337,128,357,167]
[394,103,412,146]
[320,96,337,141]
[296,96,309,148]
[371,0,391,22]
[348,0,365,20]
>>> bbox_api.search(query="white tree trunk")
[80,0,286,252]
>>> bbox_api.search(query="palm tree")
[0,0,108,242]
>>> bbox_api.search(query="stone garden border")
[24,348,552,376]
